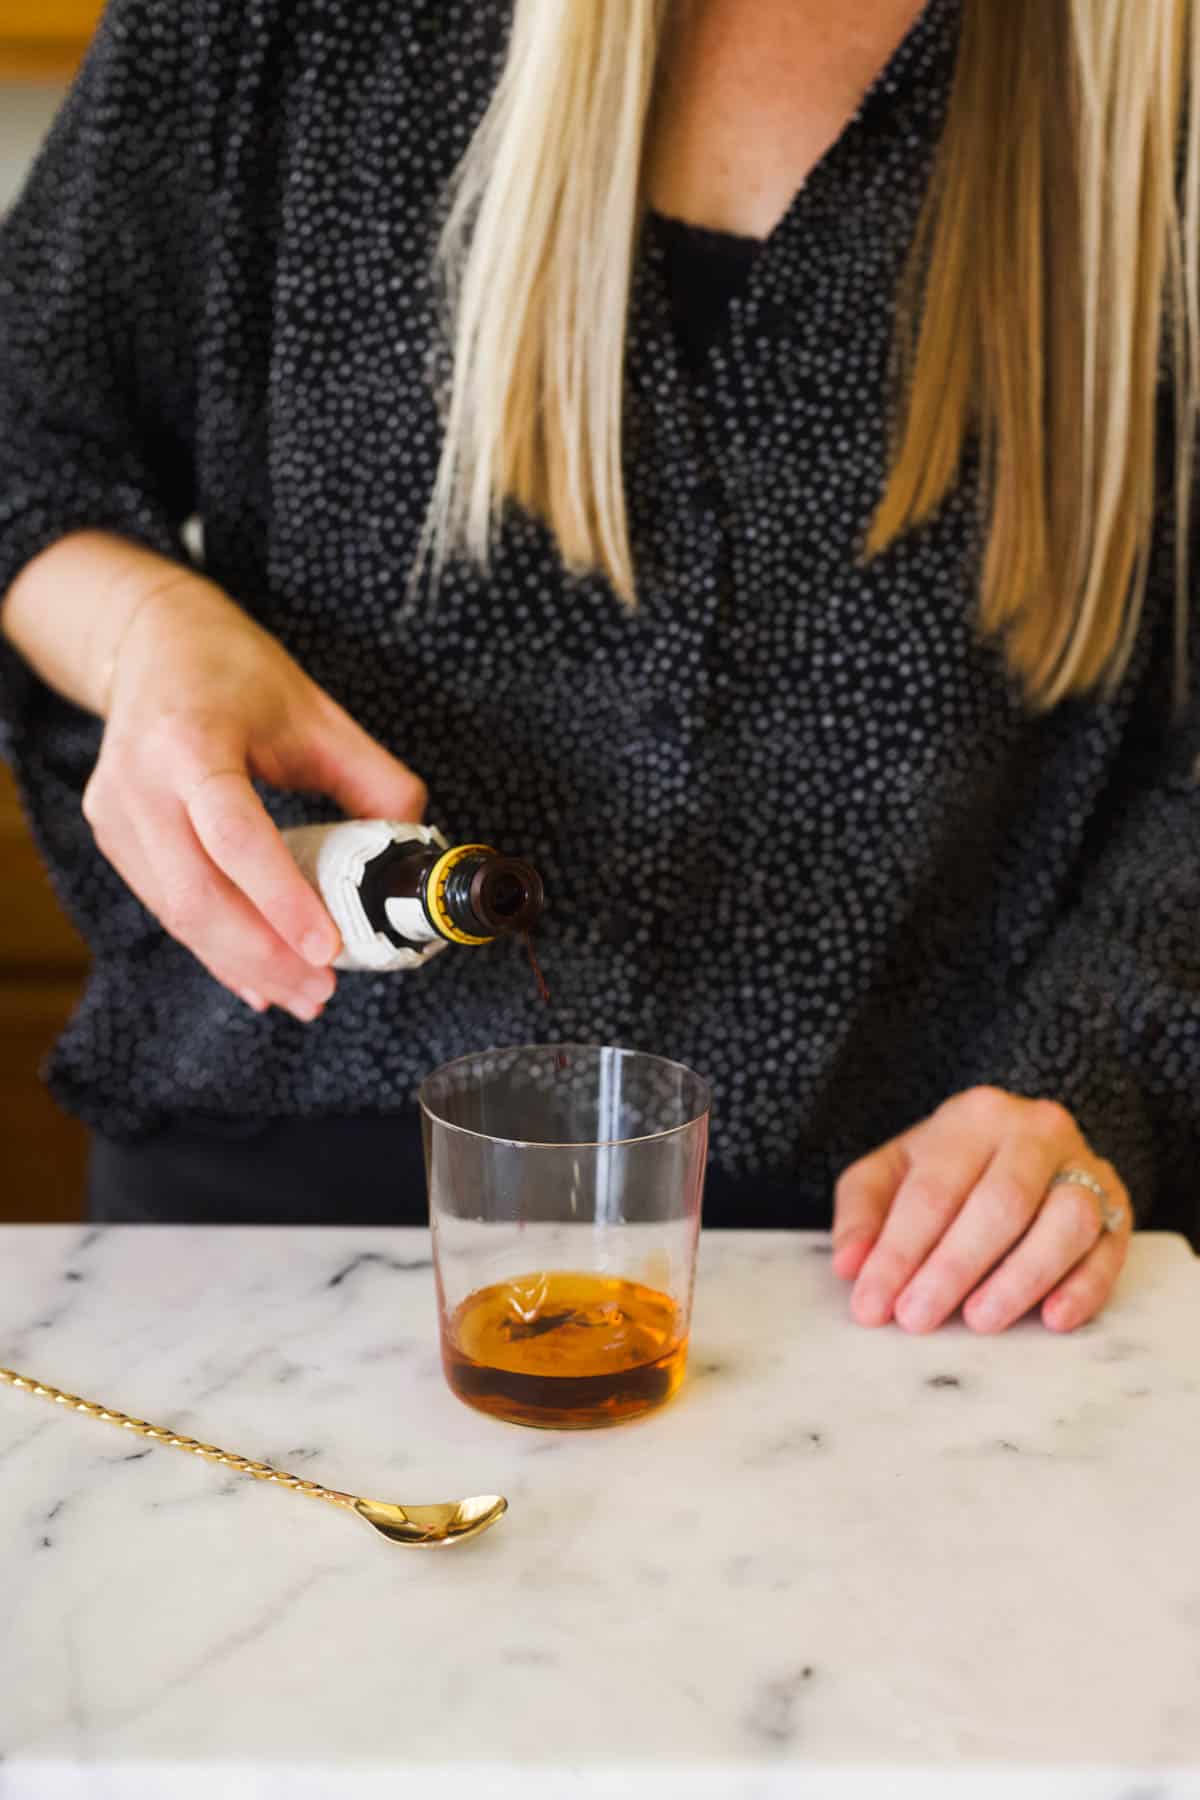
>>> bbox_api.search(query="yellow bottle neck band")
[424,843,498,945]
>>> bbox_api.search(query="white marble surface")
[1,1225,1199,1799]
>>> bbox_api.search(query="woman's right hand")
[81,568,427,1019]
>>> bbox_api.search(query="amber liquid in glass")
[442,1270,687,1428]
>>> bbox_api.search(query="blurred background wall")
[1,3,102,1221]
[0,84,64,210]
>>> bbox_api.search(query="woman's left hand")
[831,1087,1132,1334]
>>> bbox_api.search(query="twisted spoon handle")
[0,1366,356,1511]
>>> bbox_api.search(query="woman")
[0,0,1196,1333]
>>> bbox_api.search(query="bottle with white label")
[283,822,544,973]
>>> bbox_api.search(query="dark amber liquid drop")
[442,1270,687,1429]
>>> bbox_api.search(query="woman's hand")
[82,566,426,1020]
[830,1087,1132,1334]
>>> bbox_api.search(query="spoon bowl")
[353,1493,508,1547]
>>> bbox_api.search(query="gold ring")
[1048,1166,1125,1234]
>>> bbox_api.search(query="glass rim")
[417,1042,712,1151]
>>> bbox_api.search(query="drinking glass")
[420,1044,710,1429]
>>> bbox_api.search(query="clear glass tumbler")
[420,1044,711,1429]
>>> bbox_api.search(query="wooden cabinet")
[1,2,104,1212]
[0,764,89,1221]
[0,0,104,80]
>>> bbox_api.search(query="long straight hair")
[426,0,1200,710]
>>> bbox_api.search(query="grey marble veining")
[1,1226,1199,1798]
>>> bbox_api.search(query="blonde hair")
[427,0,1199,710]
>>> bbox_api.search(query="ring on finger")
[1047,1166,1126,1235]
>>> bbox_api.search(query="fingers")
[84,582,423,1009]
[837,1088,1131,1337]
[85,737,337,1020]
[185,769,341,967]
[960,1164,1129,1334]
[843,1120,993,1326]
[890,1107,1070,1333]
[132,803,335,1019]
[1040,1171,1132,1332]
[831,1137,909,1281]
[293,700,429,824]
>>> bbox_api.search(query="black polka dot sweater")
[1,0,1197,1231]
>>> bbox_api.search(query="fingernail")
[301,929,336,967]
[240,989,267,1013]
[852,1284,891,1328]
[289,997,324,1023]
[895,1286,936,1331]
[968,1296,1001,1332]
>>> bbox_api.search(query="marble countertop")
[1,1225,1199,1798]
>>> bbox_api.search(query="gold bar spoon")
[0,1366,507,1549]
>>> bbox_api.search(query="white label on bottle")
[281,821,447,972]
[384,895,439,945]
